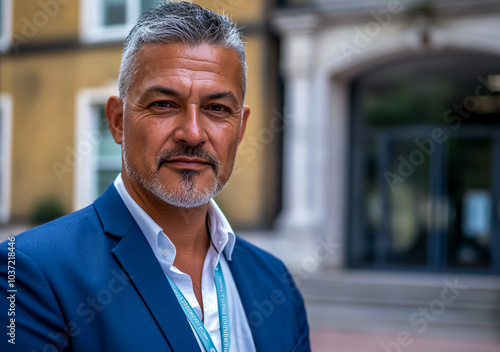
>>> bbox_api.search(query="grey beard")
[146,168,221,208]
[122,143,222,208]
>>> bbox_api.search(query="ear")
[238,105,251,144]
[105,96,124,145]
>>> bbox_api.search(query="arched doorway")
[348,51,500,273]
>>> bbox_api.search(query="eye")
[207,104,230,113]
[149,101,174,109]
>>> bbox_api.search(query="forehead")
[131,43,242,94]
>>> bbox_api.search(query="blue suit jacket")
[0,185,310,351]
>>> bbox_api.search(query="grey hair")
[118,1,247,104]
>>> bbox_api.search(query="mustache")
[157,146,221,173]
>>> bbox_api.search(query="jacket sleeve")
[0,242,69,351]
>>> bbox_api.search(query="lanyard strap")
[166,263,230,352]
[214,263,230,351]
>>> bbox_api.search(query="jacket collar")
[93,185,200,351]
[228,240,284,351]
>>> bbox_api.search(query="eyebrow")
[139,85,180,102]
[139,85,240,106]
[202,92,239,106]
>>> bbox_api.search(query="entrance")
[348,52,500,273]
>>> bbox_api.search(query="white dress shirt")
[114,175,256,352]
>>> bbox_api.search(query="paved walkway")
[310,328,500,352]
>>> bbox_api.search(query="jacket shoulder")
[234,236,285,265]
[0,204,104,260]
[233,235,293,281]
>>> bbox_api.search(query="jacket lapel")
[94,185,200,351]
[228,241,282,351]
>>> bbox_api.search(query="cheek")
[218,137,241,169]
[210,121,242,153]
[124,122,160,165]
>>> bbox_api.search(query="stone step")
[300,271,500,342]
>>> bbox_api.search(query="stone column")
[273,14,321,233]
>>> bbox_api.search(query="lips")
[163,157,211,169]
[157,146,220,174]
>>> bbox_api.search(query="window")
[74,87,121,210]
[0,0,13,52]
[103,0,127,26]
[95,105,122,196]
[81,0,163,43]
[348,52,500,274]
[0,94,12,224]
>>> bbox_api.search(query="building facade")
[271,0,500,275]
[269,0,500,341]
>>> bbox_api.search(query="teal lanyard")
[166,263,230,352]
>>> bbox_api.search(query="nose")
[173,106,207,147]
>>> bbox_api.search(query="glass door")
[360,135,432,267]
[446,137,493,269]
[348,51,500,274]
[350,130,499,273]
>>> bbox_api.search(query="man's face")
[115,43,250,208]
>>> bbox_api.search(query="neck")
[122,176,211,260]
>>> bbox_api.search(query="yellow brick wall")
[1,47,122,218]
[11,0,79,46]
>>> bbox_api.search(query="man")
[0,2,310,351]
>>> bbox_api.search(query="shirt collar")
[113,174,236,264]
[207,198,236,261]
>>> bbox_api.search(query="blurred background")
[1,0,500,351]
